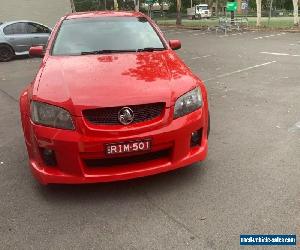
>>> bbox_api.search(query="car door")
[3,22,31,53]
[25,22,51,48]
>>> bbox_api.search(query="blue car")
[0,20,51,62]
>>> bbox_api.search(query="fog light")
[41,148,57,166]
[190,129,202,147]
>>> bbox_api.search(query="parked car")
[20,11,210,185]
[0,20,51,62]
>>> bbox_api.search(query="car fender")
[0,29,9,43]
[0,33,15,53]
[19,86,33,149]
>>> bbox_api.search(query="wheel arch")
[19,88,33,149]
[0,42,15,54]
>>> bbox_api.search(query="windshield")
[198,6,208,10]
[52,16,165,56]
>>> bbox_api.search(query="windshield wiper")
[136,47,165,52]
[81,49,136,55]
[81,48,165,55]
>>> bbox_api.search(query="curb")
[158,24,300,33]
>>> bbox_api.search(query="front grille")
[84,149,170,167]
[83,103,165,125]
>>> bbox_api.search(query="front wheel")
[0,44,14,62]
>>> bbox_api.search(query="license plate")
[105,139,152,155]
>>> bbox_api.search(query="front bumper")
[25,108,208,184]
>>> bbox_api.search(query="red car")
[19,11,210,185]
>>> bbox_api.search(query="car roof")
[0,20,49,27]
[65,11,145,20]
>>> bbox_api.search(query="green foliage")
[74,0,135,11]
[74,0,98,11]
[74,0,297,13]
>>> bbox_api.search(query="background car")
[0,20,51,62]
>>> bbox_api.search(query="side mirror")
[29,46,44,58]
[169,40,181,50]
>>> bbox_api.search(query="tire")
[0,44,14,62]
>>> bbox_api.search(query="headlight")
[174,87,202,119]
[31,101,75,130]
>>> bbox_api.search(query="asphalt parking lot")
[0,28,299,249]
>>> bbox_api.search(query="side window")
[3,23,26,35]
[26,23,51,34]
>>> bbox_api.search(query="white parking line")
[254,33,287,40]
[218,32,245,38]
[288,121,300,132]
[191,55,211,60]
[204,61,277,82]
[260,52,300,57]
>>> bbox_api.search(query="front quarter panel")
[0,30,13,47]
[20,59,46,149]
[20,85,33,150]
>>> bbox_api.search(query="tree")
[292,0,299,25]
[176,0,182,25]
[135,0,139,11]
[158,0,164,17]
[256,0,262,26]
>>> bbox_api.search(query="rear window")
[52,16,165,56]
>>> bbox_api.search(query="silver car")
[0,20,51,62]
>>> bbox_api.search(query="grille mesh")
[83,103,165,125]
